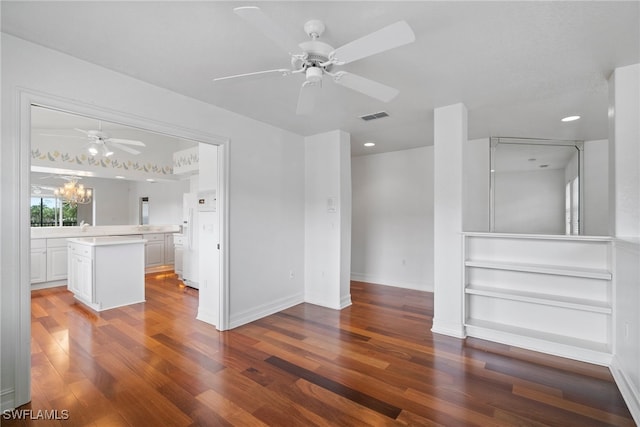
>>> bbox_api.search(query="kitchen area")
[29,106,221,325]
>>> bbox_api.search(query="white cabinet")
[145,233,165,268]
[68,245,93,302]
[164,233,175,264]
[30,239,47,284]
[67,237,145,311]
[143,233,176,273]
[46,238,68,281]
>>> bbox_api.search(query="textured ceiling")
[3,1,639,156]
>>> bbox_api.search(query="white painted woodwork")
[46,238,68,281]
[67,236,145,311]
[144,233,165,268]
[30,239,47,284]
[164,233,175,264]
[463,232,614,365]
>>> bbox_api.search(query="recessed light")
[528,158,536,162]
[539,164,549,168]
[115,176,125,179]
[364,142,375,147]
[146,178,155,183]
[561,115,580,122]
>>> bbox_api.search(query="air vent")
[360,111,389,121]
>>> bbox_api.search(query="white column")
[609,63,640,423]
[304,130,352,309]
[609,64,640,238]
[432,103,467,338]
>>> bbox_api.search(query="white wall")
[493,169,565,234]
[351,147,434,291]
[128,180,188,225]
[1,34,305,410]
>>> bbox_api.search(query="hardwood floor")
[5,276,633,426]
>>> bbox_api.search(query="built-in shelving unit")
[463,232,614,365]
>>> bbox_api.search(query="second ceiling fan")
[213,6,416,115]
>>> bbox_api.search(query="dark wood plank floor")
[5,276,633,426]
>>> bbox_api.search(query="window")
[30,196,79,227]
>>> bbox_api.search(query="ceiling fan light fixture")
[87,145,99,156]
[561,115,580,122]
[305,66,323,83]
[103,145,114,157]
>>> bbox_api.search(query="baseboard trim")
[197,308,217,327]
[1,388,15,412]
[610,356,640,425]
[30,280,66,290]
[465,324,612,366]
[431,319,466,339]
[350,273,434,292]
[229,293,304,329]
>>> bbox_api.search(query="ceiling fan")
[74,122,146,156]
[41,121,146,156]
[213,6,416,115]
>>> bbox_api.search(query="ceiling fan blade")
[296,81,321,115]
[233,6,300,55]
[106,137,145,147]
[330,21,415,65]
[39,133,85,139]
[213,68,291,82]
[109,142,141,155]
[333,71,399,102]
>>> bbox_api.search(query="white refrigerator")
[182,193,199,289]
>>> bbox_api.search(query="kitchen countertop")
[68,236,148,246]
[31,224,180,239]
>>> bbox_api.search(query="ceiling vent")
[360,111,389,121]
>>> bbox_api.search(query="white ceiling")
[3,1,639,156]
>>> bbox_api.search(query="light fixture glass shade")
[54,179,92,206]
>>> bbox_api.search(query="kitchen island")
[67,236,146,311]
[31,224,180,289]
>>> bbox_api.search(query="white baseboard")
[350,273,434,292]
[610,356,640,425]
[197,308,217,327]
[229,293,304,329]
[465,323,612,366]
[30,280,66,290]
[431,319,466,339]
[1,388,15,412]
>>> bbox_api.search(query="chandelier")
[54,179,92,205]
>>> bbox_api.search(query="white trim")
[431,320,466,339]
[15,88,231,407]
[30,280,66,290]
[1,388,16,412]
[610,356,640,425]
[339,294,352,309]
[350,273,434,292]
[466,322,612,366]
[229,293,304,329]
[197,308,217,327]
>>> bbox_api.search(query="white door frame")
[15,89,231,406]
